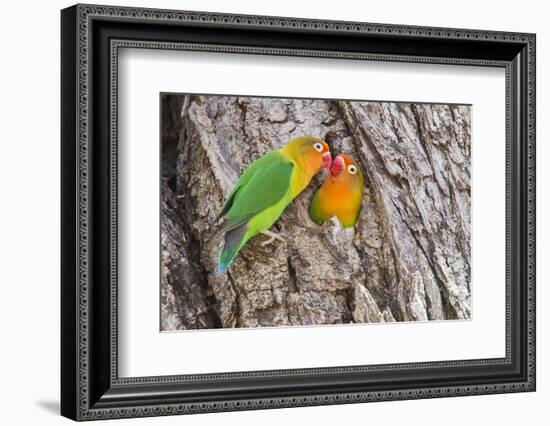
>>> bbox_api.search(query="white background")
[0,0,547,425]
[119,50,505,377]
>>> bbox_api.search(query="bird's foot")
[260,230,286,246]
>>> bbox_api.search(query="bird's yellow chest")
[290,163,314,196]
[318,179,361,225]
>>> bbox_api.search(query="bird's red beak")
[322,152,332,169]
[330,155,345,177]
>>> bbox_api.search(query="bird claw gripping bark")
[260,230,286,246]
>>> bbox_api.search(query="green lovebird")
[217,136,332,272]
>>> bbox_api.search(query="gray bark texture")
[160,94,471,331]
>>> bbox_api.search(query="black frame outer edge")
[61,4,78,421]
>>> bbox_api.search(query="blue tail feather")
[218,223,248,273]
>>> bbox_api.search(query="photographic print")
[160,94,471,331]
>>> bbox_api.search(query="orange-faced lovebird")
[217,136,332,272]
[309,154,364,228]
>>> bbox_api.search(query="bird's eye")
[313,142,324,152]
[348,165,357,174]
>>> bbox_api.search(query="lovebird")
[309,154,364,228]
[217,136,332,272]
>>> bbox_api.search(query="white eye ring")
[313,142,324,152]
[348,165,357,174]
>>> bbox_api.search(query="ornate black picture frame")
[61,4,536,421]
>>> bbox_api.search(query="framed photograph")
[61,4,536,421]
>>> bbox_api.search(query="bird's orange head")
[328,154,364,189]
[281,136,332,175]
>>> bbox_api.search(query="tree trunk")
[160,94,471,330]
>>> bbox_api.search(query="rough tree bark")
[160,95,471,331]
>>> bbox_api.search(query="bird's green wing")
[219,150,294,232]
[217,157,260,220]
[308,188,325,225]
